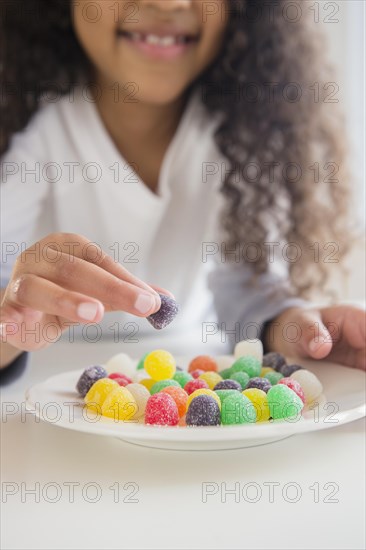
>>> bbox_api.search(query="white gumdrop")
[234,339,263,362]
[134,369,148,383]
[126,383,150,418]
[291,369,323,402]
[216,355,235,371]
[105,353,135,378]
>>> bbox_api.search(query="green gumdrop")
[150,379,181,395]
[137,353,149,370]
[265,371,284,385]
[267,385,304,420]
[220,368,233,380]
[230,355,261,378]
[231,371,250,389]
[215,389,239,404]
[221,393,256,425]
[173,371,193,388]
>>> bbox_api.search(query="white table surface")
[1,337,365,550]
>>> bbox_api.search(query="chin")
[137,82,193,106]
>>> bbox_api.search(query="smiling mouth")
[117,30,199,47]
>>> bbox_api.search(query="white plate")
[25,358,365,451]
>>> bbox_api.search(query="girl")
[0,0,365,372]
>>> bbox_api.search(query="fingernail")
[77,303,99,321]
[134,293,156,315]
[309,339,322,352]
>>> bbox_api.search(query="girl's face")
[73,0,228,104]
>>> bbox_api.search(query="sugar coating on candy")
[246,376,272,393]
[214,379,242,391]
[113,377,130,387]
[264,371,284,385]
[260,367,275,377]
[215,389,240,404]
[231,371,250,389]
[199,371,223,390]
[188,355,218,373]
[144,349,176,381]
[147,294,180,330]
[290,369,323,402]
[84,378,118,412]
[280,363,303,377]
[105,353,135,379]
[173,371,193,388]
[230,355,261,378]
[186,395,221,426]
[137,353,148,370]
[221,393,256,425]
[126,383,150,418]
[184,378,209,395]
[101,387,137,421]
[278,377,305,403]
[150,379,181,395]
[262,352,287,372]
[161,386,188,418]
[234,339,263,363]
[267,385,304,420]
[109,372,133,384]
[139,378,155,392]
[76,365,108,397]
[220,368,233,380]
[243,388,270,422]
[145,393,179,426]
[187,388,221,409]
[190,369,205,379]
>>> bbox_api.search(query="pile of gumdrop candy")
[76,340,323,427]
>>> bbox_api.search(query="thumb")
[296,309,333,360]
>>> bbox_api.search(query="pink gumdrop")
[109,372,133,384]
[184,378,209,395]
[145,393,179,426]
[278,377,306,403]
[190,369,205,379]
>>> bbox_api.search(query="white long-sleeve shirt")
[0,88,306,351]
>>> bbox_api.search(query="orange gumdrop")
[161,386,188,418]
[188,355,218,373]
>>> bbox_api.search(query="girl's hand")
[266,305,366,370]
[0,233,162,352]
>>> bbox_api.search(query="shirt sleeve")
[207,261,309,349]
[0,352,30,385]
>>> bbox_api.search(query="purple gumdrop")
[262,352,287,372]
[76,365,107,397]
[245,377,272,393]
[280,364,303,377]
[186,395,221,426]
[214,379,242,391]
[147,294,179,330]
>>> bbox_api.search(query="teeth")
[160,36,176,47]
[123,32,192,47]
[145,34,161,45]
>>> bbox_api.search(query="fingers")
[149,284,175,299]
[20,249,160,317]
[294,309,333,360]
[3,274,105,324]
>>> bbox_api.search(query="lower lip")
[119,34,196,61]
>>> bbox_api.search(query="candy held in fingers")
[246,377,272,393]
[101,387,137,421]
[84,378,118,412]
[290,369,323,402]
[186,395,221,426]
[262,352,286,372]
[188,355,218,373]
[144,349,176,381]
[76,365,108,397]
[267,385,304,420]
[145,393,179,426]
[234,339,263,362]
[146,293,179,330]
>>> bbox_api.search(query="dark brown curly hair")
[1,0,351,298]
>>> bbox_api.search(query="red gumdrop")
[184,378,209,395]
[188,355,218,373]
[114,377,129,387]
[145,393,179,426]
[190,369,205,379]
[278,377,306,403]
[108,372,133,384]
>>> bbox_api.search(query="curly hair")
[1,0,351,298]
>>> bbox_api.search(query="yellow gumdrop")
[84,378,118,412]
[187,389,221,409]
[242,388,270,422]
[101,387,137,421]
[260,367,275,377]
[139,378,156,392]
[144,350,176,381]
[199,371,223,390]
